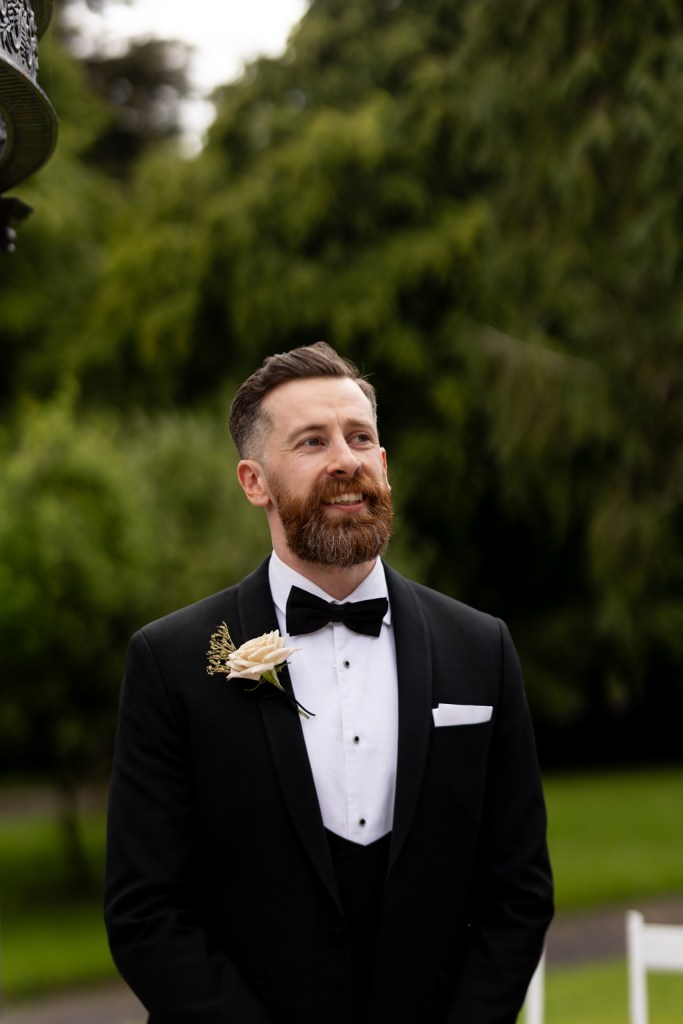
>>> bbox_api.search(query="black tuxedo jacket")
[105,558,553,1024]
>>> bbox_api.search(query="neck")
[273,543,377,600]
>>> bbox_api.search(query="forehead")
[262,377,376,433]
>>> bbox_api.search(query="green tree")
[72,0,683,754]
[0,395,269,882]
[78,38,192,179]
[0,396,150,884]
[0,9,193,409]
[6,0,683,759]
[0,37,121,408]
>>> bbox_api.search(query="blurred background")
[1,0,682,1020]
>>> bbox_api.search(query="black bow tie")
[286,586,388,637]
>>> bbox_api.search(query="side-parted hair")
[229,342,377,459]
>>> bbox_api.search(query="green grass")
[1,767,682,1007]
[0,808,115,998]
[1,903,114,996]
[544,767,683,911]
[545,959,683,1024]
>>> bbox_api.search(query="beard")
[268,469,393,568]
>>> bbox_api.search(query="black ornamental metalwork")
[0,0,58,251]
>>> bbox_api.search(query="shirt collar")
[269,550,391,626]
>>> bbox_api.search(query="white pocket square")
[432,703,493,727]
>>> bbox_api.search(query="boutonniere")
[206,622,314,719]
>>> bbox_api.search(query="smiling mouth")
[322,491,365,506]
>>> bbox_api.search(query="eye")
[352,432,373,445]
[300,437,322,447]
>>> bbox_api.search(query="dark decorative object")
[0,0,58,252]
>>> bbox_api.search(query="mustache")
[314,472,388,505]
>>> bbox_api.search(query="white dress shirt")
[269,551,398,845]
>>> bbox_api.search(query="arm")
[444,620,554,1024]
[104,629,275,1024]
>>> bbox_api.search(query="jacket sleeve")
[104,629,275,1024]
[444,620,554,1024]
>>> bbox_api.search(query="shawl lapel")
[383,564,434,876]
[235,559,341,912]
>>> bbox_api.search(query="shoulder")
[413,579,497,629]
[121,589,242,692]
[384,561,500,637]
[136,585,240,647]
[384,564,523,694]
[134,558,270,653]
[139,586,240,644]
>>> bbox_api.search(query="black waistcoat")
[326,830,391,1024]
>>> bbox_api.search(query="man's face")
[250,377,392,568]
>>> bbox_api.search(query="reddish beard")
[269,470,393,568]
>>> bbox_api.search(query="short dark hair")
[229,342,377,458]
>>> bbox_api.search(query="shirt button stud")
[353,736,360,744]
[343,660,350,668]
[359,818,366,826]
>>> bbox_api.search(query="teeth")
[326,492,363,504]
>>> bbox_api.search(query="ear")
[237,460,271,507]
[380,447,391,487]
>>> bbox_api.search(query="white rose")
[226,630,299,682]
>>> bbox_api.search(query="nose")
[326,438,361,477]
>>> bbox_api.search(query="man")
[105,342,553,1024]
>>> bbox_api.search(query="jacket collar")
[383,563,433,875]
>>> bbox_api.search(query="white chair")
[626,909,683,1024]
[523,949,545,1024]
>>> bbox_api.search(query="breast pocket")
[430,721,492,749]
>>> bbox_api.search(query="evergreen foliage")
[2,0,683,772]
[0,397,270,780]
